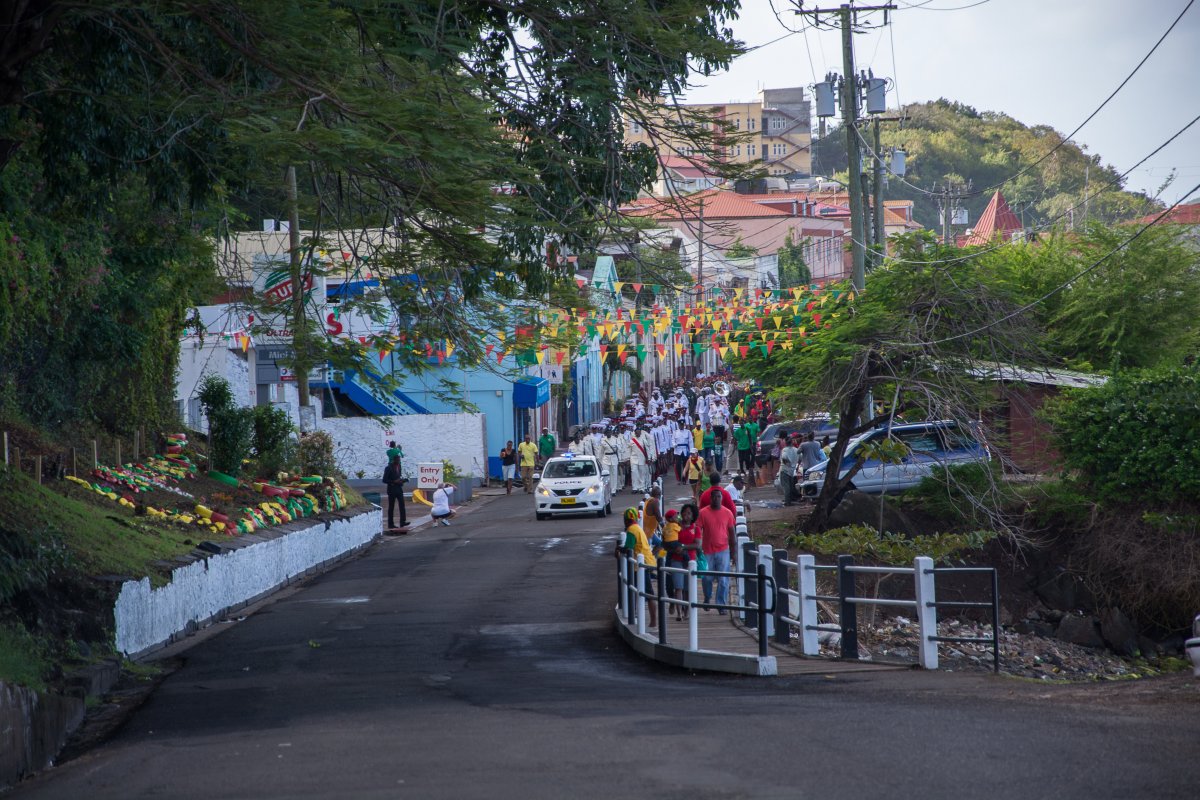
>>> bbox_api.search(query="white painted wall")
[114,508,381,656]
[319,413,486,481]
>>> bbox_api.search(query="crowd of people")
[619,469,747,627]
[562,380,779,500]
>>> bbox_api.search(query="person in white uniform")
[629,424,655,494]
[601,427,621,495]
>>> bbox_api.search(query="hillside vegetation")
[813,99,1160,230]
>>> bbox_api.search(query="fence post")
[757,559,769,658]
[657,557,667,645]
[92,439,98,468]
[736,535,750,620]
[71,448,77,478]
[914,556,938,669]
[757,544,775,638]
[773,548,790,645]
[134,429,140,462]
[34,455,42,485]
[617,549,627,620]
[12,447,20,475]
[2,431,7,465]
[798,555,820,655]
[687,559,698,651]
[626,552,635,626]
[741,538,756,626]
[115,440,121,467]
[837,554,858,660]
[636,555,647,637]
[991,568,1000,674]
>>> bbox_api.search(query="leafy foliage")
[208,407,255,477]
[790,524,997,565]
[1045,366,1200,505]
[777,230,811,289]
[814,100,1158,231]
[297,430,339,478]
[252,405,295,478]
[902,462,1014,527]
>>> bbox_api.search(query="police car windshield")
[543,460,597,478]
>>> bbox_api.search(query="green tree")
[777,230,811,289]
[0,0,749,434]
[732,231,1043,533]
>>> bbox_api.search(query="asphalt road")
[13,489,1200,799]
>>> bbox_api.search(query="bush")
[297,430,339,478]
[197,374,235,417]
[252,405,295,477]
[790,524,996,565]
[1045,366,1200,505]
[902,462,1013,527]
[209,407,255,476]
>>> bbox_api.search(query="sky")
[679,0,1200,205]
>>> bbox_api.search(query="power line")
[951,0,1192,200]
[844,109,1200,265]
[887,179,1200,348]
[896,0,991,10]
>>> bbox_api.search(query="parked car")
[755,416,840,466]
[797,420,989,497]
[534,454,612,520]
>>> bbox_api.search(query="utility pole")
[798,3,895,292]
[285,165,312,422]
[872,116,885,265]
[839,10,866,292]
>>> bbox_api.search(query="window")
[734,117,741,130]
[543,460,597,478]
[734,145,742,156]
[748,144,756,156]
[629,120,642,134]
[748,117,756,131]
[770,117,785,131]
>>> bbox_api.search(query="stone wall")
[0,682,85,789]
[114,507,381,657]
[319,413,487,482]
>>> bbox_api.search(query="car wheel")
[604,501,612,515]
[596,508,605,518]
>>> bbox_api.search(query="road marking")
[478,621,609,636]
[296,596,370,604]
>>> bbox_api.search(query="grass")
[0,468,205,584]
[0,623,49,692]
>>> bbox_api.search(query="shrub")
[208,407,254,476]
[902,462,1013,527]
[197,374,234,417]
[252,405,295,477]
[297,430,339,478]
[1045,365,1200,505]
[789,524,996,565]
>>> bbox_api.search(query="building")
[960,190,1024,247]
[622,188,850,288]
[626,87,813,180]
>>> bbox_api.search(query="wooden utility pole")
[795,3,896,292]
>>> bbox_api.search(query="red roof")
[1134,201,1200,226]
[962,191,1023,246]
[660,155,718,180]
[624,188,789,220]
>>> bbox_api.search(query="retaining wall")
[114,506,382,657]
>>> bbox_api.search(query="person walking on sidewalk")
[697,489,736,611]
[538,427,556,467]
[517,434,538,493]
[499,441,517,495]
[382,454,408,530]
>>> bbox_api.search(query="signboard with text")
[417,462,443,490]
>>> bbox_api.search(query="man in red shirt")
[697,489,736,612]
[698,471,734,510]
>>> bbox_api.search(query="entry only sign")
[417,462,443,490]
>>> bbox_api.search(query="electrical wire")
[896,0,991,10]
[885,180,1200,348]
[889,0,1194,201]
[844,109,1200,265]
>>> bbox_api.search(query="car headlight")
[586,484,599,494]
[536,485,552,497]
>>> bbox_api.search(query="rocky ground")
[733,479,1198,684]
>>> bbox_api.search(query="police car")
[533,453,612,520]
